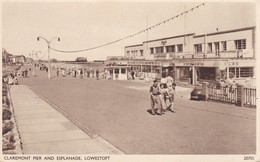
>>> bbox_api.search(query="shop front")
[127,60,162,79]
[175,59,229,85]
[227,59,256,86]
[104,66,131,80]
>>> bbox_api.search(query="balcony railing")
[153,50,254,60]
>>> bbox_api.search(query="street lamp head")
[58,37,60,41]
[37,37,40,41]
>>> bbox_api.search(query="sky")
[2,1,256,61]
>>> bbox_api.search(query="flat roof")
[125,44,143,48]
[194,26,255,38]
[143,33,195,43]
[105,66,131,69]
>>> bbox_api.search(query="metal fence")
[244,88,256,108]
[208,86,256,108]
[208,86,237,104]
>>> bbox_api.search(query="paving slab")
[17,117,69,126]
[15,111,64,120]
[22,139,107,154]
[21,130,90,144]
[10,85,118,154]
[13,105,54,110]
[14,109,60,116]
[18,123,68,133]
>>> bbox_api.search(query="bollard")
[202,82,209,101]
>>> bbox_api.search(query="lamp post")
[37,36,60,80]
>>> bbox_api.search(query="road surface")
[17,69,256,154]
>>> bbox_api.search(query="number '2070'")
[244,156,254,160]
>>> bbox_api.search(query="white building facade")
[108,26,256,85]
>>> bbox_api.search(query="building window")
[229,68,239,78]
[121,68,126,74]
[166,45,175,52]
[221,41,227,51]
[177,44,183,52]
[199,67,216,80]
[240,67,254,77]
[140,50,143,56]
[194,44,202,53]
[229,67,253,78]
[115,68,119,74]
[150,48,154,54]
[155,47,164,53]
[126,51,130,57]
[235,39,246,50]
[214,42,220,55]
[208,43,212,52]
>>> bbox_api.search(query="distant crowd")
[54,66,111,80]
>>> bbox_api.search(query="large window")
[155,47,164,53]
[121,68,126,74]
[214,42,219,51]
[140,50,143,56]
[235,39,246,49]
[214,42,220,55]
[208,43,212,52]
[177,44,183,52]
[221,41,227,51]
[229,67,254,78]
[166,45,175,52]
[194,44,202,53]
[199,67,216,80]
[126,51,130,57]
[150,48,154,54]
[229,68,239,78]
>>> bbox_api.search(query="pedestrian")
[56,68,59,77]
[168,82,182,112]
[159,83,168,114]
[7,75,13,85]
[87,70,90,78]
[96,69,99,80]
[14,76,18,85]
[160,75,167,89]
[80,69,83,79]
[62,69,66,77]
[131,70,135,80]
[25,68,28,77]
[150,80,161,115]
[32,68,36,77]
[72,70,76,77]
[166,74,174,88]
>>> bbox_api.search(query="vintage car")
[190,86,203,101]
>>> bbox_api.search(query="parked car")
[190,86,203,101]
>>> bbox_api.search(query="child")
[167,82,182,112]
[159,84,169,114]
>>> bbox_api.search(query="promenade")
[9,69,256,154]
[10,85,123,154]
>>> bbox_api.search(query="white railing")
[152,50,254,60]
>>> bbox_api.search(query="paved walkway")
[10,85,123,154]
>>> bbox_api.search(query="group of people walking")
[150,74,181,115]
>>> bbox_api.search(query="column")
[192,66,195,85]
[237,85,245,107]
[112,69,115,80]
[174,66,177,82]
[204,34,207,57]
[226,66,229,79]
